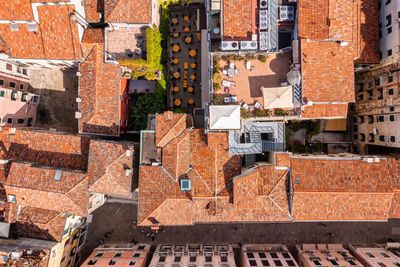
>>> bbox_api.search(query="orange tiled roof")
[0,0,34,21]
[301,41,354,103]
[84,0,103,22]
[301,103,349,118]
[162,129,190,180]
[0,128,90,171]
[88,140,135,196]
[8,206,67,242]
[222,0,253,40]
[79,43,121,136]
[155,112,187,147]
[104,0,152,23]
[291,156,396,221]
[4,162,89,216]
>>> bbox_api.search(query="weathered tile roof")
[104,0,152,23]
[291,156,396,221]
[88,140,135,196]
[301,41,354,103]
[155,112,187,147]
[8,206,67,242]
[84,0,103,22]
[0,128,90,171]
[0,4,82,60]
[79,43,121,136]
[81,28,105,57]
[0,0,34,21]
[301,104,349,118]
[222,0,253,40]
[139,112,291,225]
[4,162,89,216]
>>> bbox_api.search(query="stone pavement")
[76,202,400,266]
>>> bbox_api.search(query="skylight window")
[10,24,19,31]
[27,24,37,32]
[54,170,63,181]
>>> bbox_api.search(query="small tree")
[257,54,268,63]
[213,94,223,105]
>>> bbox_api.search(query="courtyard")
[214,52,292,109]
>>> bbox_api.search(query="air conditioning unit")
[240,41,258,50]
[125,168,133,176]
[75,112,82,119]
[260,0,268,9]
[125,149,132,157]
[221,41,239,51]
[76,71,81,77]
[259,9,268,30]
[76,97,81,103]
[259,31,268,50]
[279,6,295,21]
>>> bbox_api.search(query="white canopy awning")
[209,105,241,130]
[261,85,294,109]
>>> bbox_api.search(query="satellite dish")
[340,41,349,47]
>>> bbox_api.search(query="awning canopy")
[209,105,241,130]
[261,85,294,109]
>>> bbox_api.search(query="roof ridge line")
[192,167,213,194]
[294,191,394,194]
[105,0,122,21]
[268,171,288,195]
[65,176,89,215]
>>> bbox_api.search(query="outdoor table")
[228,68,234,78]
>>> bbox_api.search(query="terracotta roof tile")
[298,0,329,40]
[222,0,253,40]
[82,28,105,44]
[162,129,190,180]
[88,140,135,196]
[84,0,103,22]
[293,192,393,221]
[390,192,400,218]
[37,5,82,60]
[14,206,67,242]
[155,112,187,147]
[104,0,152,23]
[0,0,34,20]
[0,128,90,171]
[79,43,121,136]
[301,104,349,118]
[301,41,354,103]
[4,162,89,216]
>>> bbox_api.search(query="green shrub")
[257,54,268,63]
[241,108,252,118]
[213,82,221,91]
[247,53,256,60]
[254,109,267,117]
[213,94,223,105]
[221,55,228,61]
[309,120,321,137]
[274,108,286,116]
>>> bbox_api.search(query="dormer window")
[10,24,19,31]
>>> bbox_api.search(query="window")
[388,27,392,34]
[312,260,321,266]
[22,69,27,75]
[387,14,392,26]
[390,115,395,121]
[380,51,382,59]
[221,256,227,262]
[0,80,4,86]
[369,133,375,142]
[7,118,12,124]
[389,88,394,95]
[382,253,390,258]
[133,252,140,258]
[6,64,12,71]
[379,135,386,141]
[159,256,166,262]
[108,260,117,266]
[0,90,4,97]
[287,260,296,266]
[354,134,358,140]
[21,93,28,102]
[206,256,212,262]
[190,256,196,262]
[8,194,16,204]
[27,24,37,32]
[283,253,290,259]
[354,125,358,132]
[95,253,104,257]
[138,246,145,250]
[378,262,387,267]
[17,119,24,124]
[366,252,375,258]
[174,256,181,262]
[249,260,257,266]
[9,82,16,88]
[88,260,97,265]
[388,49,392,56]
[247,252,255,258]
[114,252,122,257]
[388,76,394,83]
[259,252,267,258]
[393,262,400,267]
[10,24,19,31]
[274,260,283,266]
[390,136,396,142]
[19,84,24,90]
[347,259,357,265]
[379,116,385,122]
[11,91,17,101]
[129,261,136,266]
[360,133,365,141]
[375,78,380,86]
[390,106,395,112]
[271,252,278,258]
[262,260,270,266]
